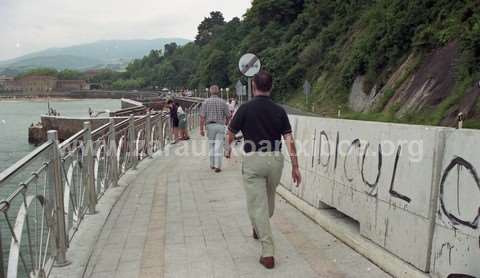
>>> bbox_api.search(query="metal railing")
[0,106,200,278]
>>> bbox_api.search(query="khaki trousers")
[242,151,284,257]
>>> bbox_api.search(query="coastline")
[0,99,122,173]
[0,97,81,102]
[0,89,162,101]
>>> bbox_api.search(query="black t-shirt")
[169,104,178,120]
[228,96,292,153]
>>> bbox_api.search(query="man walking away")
[200,85,230,173]
[225,70,301,269]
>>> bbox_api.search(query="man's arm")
[225,130,235,158]
[225,104,244,158]
[283,133,301,187]
[226,130,235,146]
[224,102,231,125]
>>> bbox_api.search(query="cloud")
[0,0,251,60]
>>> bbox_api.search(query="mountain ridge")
[0,38,191,71]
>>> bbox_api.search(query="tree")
[19,68,58,78]
[164,43,178,57]
[154,62,177,88]
[195,11,226,46]
[245,0,305,27]
[203,49,230,87]
[58,69,83,80]
[112,78,145,90]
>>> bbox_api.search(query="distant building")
[56,80,90,91]
[3,75,90,92]
[19,75,57,92]
[0,75,14,90]
[84,69,101,79]
[4,75,57,92]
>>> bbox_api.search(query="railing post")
[190,110,194,130]
[128,115,138,170]
[0,227,4,278]
[166,117,172,143]
[195,106,199,128]
[193,108,197,129]
[83,122,97,215]
[195,107,199,128]
[192,109,195,129]
[47,130,70,267]
[145,111,152,158]
[159,117,165,151]
[108,119,119,187]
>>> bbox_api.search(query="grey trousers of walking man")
[206,123,225,169]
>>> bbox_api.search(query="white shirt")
[228,101,236,113]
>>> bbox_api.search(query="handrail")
[0,161,50,212]
[112,117,130,131]
[0,100,201,278]
[0,141,53,184]
[58,128,87,150]
[91,122,111,136]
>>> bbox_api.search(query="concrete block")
[430,129,480,277]
[277,186,428,278]
[281,115,448,272]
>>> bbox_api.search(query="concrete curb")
[276,186,430,278]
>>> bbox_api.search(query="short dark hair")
[253,70,273,92]
[167,99,173,104]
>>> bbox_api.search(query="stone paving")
[86,136,391,278]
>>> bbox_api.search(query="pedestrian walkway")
[85,135,390,278]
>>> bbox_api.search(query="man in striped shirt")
[200,85,230,172]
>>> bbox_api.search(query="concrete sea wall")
[280,115,479,278]
[121,98,144,109]
[0,90,161,99]
[30,116,129,143]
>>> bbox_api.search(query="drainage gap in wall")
[318,199,361,233]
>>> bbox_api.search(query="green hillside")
[2,55,103,71]
[83,1,480,126]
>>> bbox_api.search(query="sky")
[0,0,252,61]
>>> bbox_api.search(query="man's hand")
[200,129,205,137]
[225,130,235,159]
[224,148,231,159]
[283,133,301,187]
[292,166,302,187]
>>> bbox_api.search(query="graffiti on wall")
[292,120,480,277]
[361,142,382,195]
[312,129,413,204]
[435,156,479,278]
[439,156,480,230]
[317,131,330,168]
[389,146,412,203]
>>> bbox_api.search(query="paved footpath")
[86,136,391,278]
